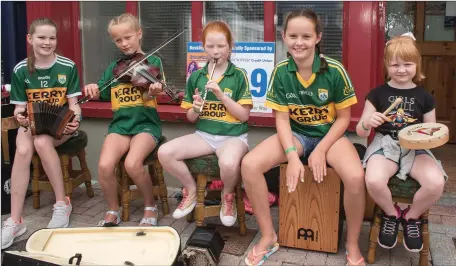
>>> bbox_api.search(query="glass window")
[275,2,344,63]
[385,2,416,41]
[204,1,264,42]
[424,2,455,41]
[139,1,192,92]
[80,1,126,86]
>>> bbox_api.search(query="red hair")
[202,21,234,49]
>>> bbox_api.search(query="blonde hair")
[384,35,425,83]
[108,13,140,33]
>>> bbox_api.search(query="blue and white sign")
[186,42,275,113]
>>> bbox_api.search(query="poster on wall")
[186,42,275,113]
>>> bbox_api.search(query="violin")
[77,27,188,105]
[112,52,180,102]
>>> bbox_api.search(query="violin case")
[2,226,183,266]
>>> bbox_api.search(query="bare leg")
[407,155,445,220]
[33,133,72,203]
[10,128,35,222]
[241,134,303,253]
[157,134,213,195]
[365,155,399,216]
[326,137,366,263]
[215,138,249,194]
[124,133,157,219]
[97,133,131,222]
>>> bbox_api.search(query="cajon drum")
[278,163,343,253]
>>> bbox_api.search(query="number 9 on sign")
[250,68,267,97]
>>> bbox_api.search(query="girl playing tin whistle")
[158,20,253,227]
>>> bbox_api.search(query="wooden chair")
[367,176,430,266]
[117,136,169,222]
[1,117,94,209]
[184,154,247,236]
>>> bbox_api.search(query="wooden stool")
[367,176,430,266]
[278,163,343,253]
[32,130,94,209]
[184,154,246,236]
[117,136,169,222]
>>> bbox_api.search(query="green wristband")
[285,146,297,154]
[361,120,370,131]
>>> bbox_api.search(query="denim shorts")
[292,131,348,158]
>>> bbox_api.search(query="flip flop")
[244,242,279,266]
[346,251,366,266]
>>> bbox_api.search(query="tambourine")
[398,122,449,150]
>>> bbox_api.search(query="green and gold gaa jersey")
[265,54,357,137]
[181,61,253,136]
[98,55,164,138]
[10,55,82,106]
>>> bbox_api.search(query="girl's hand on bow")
[148,82,163,96]
[83,84,100,100]
[308,148,326,183]
[205,80,224,100]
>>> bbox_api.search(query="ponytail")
[27,48,36,74]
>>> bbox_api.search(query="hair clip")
[401,32,416,41]
[386,31,416,46]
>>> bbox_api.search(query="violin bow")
[77,27,188,104]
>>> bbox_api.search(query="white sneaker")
[1,217,27,250]
[47,197,72,229]
[220,191,237,227]
[172,188,197,219]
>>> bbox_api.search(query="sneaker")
[2,217,27,249]
[47,197,72,229]
[172,188,197,219]
[220,191,237,227]
[401,207,423,252]
[378,205,401,249]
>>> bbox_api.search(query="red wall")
[25,1,386,130]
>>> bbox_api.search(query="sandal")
[244,242,279,266]
[346,251,366,266]
[98,210,121,227]
[139,206,158,226]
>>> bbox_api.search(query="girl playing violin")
[158,21,253,227]
[2,18,81,249]
[84,13,164,227]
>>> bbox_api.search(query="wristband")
[285,146,297,154]
[361,120,370,131]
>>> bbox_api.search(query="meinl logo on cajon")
[297,228,318,242]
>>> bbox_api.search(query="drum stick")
[198,58,218,113]
[383,97,403,122]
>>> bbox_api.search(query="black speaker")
[180,226,225,266]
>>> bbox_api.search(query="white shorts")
[195,130,249,151]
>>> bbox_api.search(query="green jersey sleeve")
[66,65,82,98]
[10,68,28,105]
[328,60,357,110]
[265,65,288,112]
[236,68,253,106]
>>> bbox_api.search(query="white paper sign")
[187,42,275,113]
